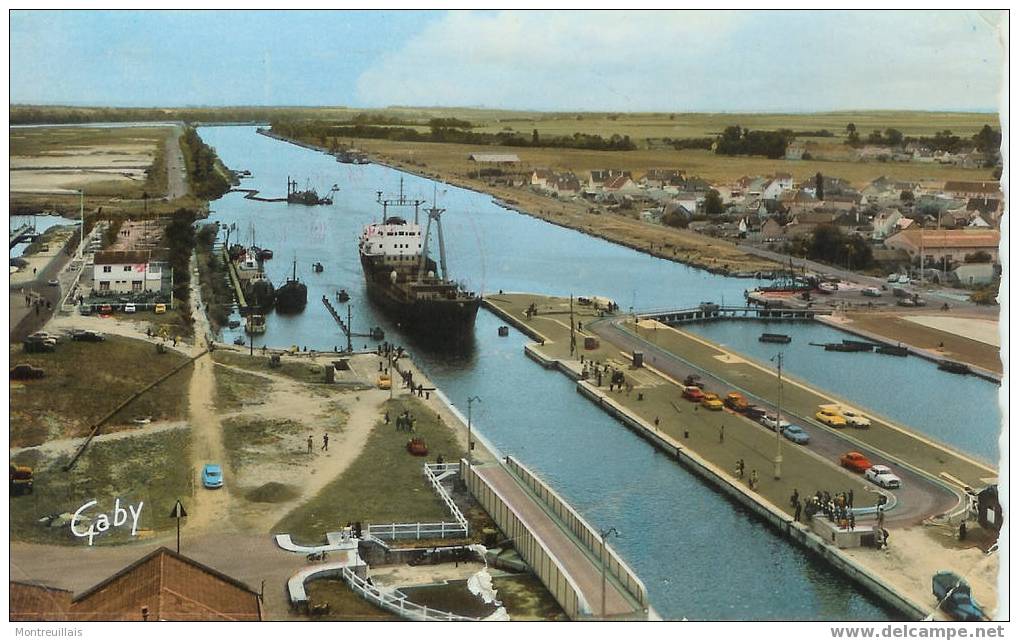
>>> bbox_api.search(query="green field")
[273,397,465,543]
[9,427,192,544]
[9,335,192,447]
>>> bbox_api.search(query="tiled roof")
[943,181,1001,195]
[10,582,74,621]
[94,250,151,265]
[890,229,1000,249]
[72,547,261,622]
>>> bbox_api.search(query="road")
[165,125,188,200]
[588,317,963,527]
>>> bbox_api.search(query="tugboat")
[244,271,276,312]
[358,180,480,337]
[313,262,324,273]
[276,258,308,313]
[336,289,350,302]
[286,177,339,206]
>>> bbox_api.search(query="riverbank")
[482,292,1000,620]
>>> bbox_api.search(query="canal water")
[199,126,998,620]
[9,214,77,258]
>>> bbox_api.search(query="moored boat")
[276,258,308,313]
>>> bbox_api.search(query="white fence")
[364,463,469,541]
[341,566,481,621]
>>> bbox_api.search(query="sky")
[9,9,1007,112]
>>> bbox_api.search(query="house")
[549,173,582,197]
[671,191,703,216]
[72,547,263,621]
[10,548,263,622]
[530,169,554,189]
[641,168,685,188]
[468,153,520,166]
[760,218,785,241]
[968,214,992,229]
[92,250,164,294]
[967,197,1003,220]
[588,169,631,189]
[601,174,638,194]
[950,263,996,287]
[870,209,903,240]
[942,180,1002,200]
[761,174,793,200]
[10,582,74,621]
[785,141,807,160]
[884,229,1000,265]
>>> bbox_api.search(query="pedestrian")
[794,501,802,522]
[307,435,314,455]
[958,520,967,541]
[322,433,329,451]
[719,425,725,443]
[790,489,799,509]
[848,489,854,509]
[876,507,885,529]
[384,411,390,425]
[849,513,856,531]
[749,470,759,491]
[654,416,660,427]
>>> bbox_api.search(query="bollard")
[684,430,689,439]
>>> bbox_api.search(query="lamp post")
[599,526,620,619]
[467,396,481,465]
[770,352,784,479]
[77,189,85,259]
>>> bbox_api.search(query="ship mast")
[417,190,448,283]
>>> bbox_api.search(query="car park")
[816,408,847,427]
[839,451,873,473]
[781,425,810,444]
[864,464,901,488]
[701,392,724,411]
[840,409,871,428]
[201,464,224,489]
[760,414,790,431]
[682,386,705,402]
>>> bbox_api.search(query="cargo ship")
[275,257,308,313]
[358,181,479,336]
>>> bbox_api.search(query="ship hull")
[276,281,307,313]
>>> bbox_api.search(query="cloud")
[355,10,1005,112]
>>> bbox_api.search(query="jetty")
[481,293,999,620]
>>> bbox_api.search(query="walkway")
[471,462,640,619]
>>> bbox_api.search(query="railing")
[366,521,466,540]
[341,566,481,621]
[504,456,649,612]
[424,463,470,532]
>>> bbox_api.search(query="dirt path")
[10,420,188,460]
[165,125,188,200]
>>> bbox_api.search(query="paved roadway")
[474,463,639,618]
[588,317,963,527]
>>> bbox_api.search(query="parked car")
[898,275,911,284]
[79,305,92,316]
[864,465,901,489]
[744,405,767,421]
[71,330,106,342]
[724,392,749,412]
[701,392,724,411]
[683,374,705,389]
[862,287,882,297]
[682,386,705,402]
[376,374,391,390]
[47,279,59,287]
[154,303,167,314]
[202,463,224,489]
[839,451,873,473]
[99,304,113,314]
[124,303,137,313]
[886,273,900,283]
[932,571,986,622]
[897,298,917,307]
[760,414,790,431]
[816,408,847,427]
[840,409,872,428]
[781,424,810,445]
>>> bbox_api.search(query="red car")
[840,451,873,473]
[682,386,706,402]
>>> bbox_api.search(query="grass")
[221,415,309,471]
[400,580,497,619]
[9,335,192,447]
[303,579,401,621]
[492,573,569,621]
[273,397,465,543]
[20,225,74,257]
[9,427,192,544]
[211,350,329,384]
[213,363,272,412]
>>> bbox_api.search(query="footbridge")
[462,456,651,620]
[638,303,828,326]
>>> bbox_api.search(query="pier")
[639,304,827,325]
[481,293,999,619]
[9,222,36,248]
[221,246,248,310]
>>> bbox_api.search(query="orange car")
[701,392,724,411]
[839,451,873,473]
[724,392,749,412]
[683,386,705,402]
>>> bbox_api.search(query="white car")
[760,414,791,431]
[898,275,911,284]
[840,409,872,428]
[864,465,901,489]
[887,273,900,283]
[124,303,137,313]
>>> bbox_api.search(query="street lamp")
[77,189,85,259]
[599,526,620,619]
[770,352,784,479]
[466,396,481,465]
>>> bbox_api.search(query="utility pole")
[599,526,620,619]
[346,304,353,353]
[771,352,784,479]
[467,396,481,466]
[569,294,576,356]
[78,189,85,259]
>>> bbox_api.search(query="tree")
[965,250,992,264]
[815,173,824,201]
[846,123,856,135]
[973,124,1001,156]
[900,190,914,204]
[884,128,904,147]
[704,189,724,215]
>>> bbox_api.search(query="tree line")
[179,127,231,200]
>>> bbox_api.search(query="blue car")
[202,464,224,489]
[781,425,810,445]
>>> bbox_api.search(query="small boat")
[259,248,274,260]
[313,262,324,273]
[842,340,877,351]
[245,313,267,335]
[823,342,871,352]
[759,333,792,344]
[336,289,350,302]
[233,336,246,346]
[498,325,510,337]
[876,345,909,357]
[938,360,971,375]
[227,320,241,329]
